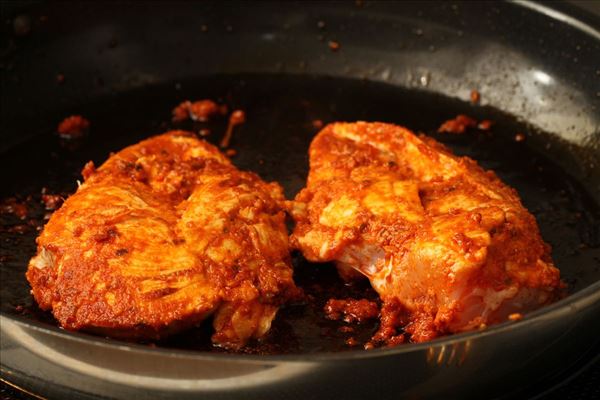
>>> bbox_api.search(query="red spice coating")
[26,131,300,348]
[291,122,562,346]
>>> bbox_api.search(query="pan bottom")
[1,74,598,354]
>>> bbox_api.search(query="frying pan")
[1,1,599,399]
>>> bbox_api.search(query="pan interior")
[1,74,599,354]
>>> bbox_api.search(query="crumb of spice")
[477,119,493,130]
[172,100,227,122]
[508,313,523,321]
[328,40,340,52]
[312,119,324,129]
[189,100,220,122]
[57,115,90,139]
[437,114,477,134]
[324,298,379,323]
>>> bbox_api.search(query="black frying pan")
[1,1,599,399]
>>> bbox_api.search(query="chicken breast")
[27,131,299,348]
[290,122,562,344]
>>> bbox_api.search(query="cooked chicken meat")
[290,122,562,344]
[27,131,299,348]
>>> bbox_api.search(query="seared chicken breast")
[27,131,299,348]
[290,122,562,344]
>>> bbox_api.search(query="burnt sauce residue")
[1,74,599,354]
[159,257,381,355]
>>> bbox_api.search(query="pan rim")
[2,278,599,362]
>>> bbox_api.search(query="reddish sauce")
[470,90,480,104]
[7,224,28,234]
[437,114,478,134]
[172,101,190,122]
[324,298,379,323]
[171,100,227,122]
[367,299,408,347]
[189,100,220,122]
[0,198,28,220]
[41,194,63,210]
[220,110,246,148]
[57,115,90,139]
[229,110,246,125]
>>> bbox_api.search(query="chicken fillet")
[27,131,299,347]
[290,122,562,343]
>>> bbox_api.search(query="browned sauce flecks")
[220,109,246,148]
[57,115,90,139]
[324,298,379,323]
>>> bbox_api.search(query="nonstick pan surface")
[1,1,599,399]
